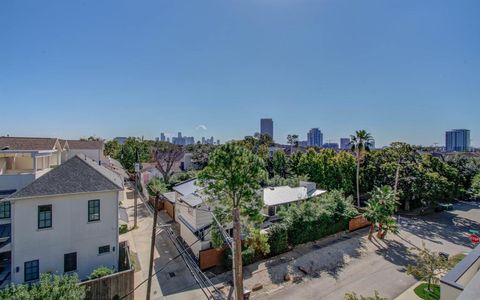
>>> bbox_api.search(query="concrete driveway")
[249,200,480,300]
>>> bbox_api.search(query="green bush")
[119,224,128,235]
[0,273,85,299]
[268,223,289,256]
[89,266,114,279]
[278,190,353,247]
[221,246,259,269]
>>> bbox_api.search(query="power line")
[119,225,214,300]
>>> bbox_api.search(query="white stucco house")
[0,137,65,193]
[63,140,105,164]
[0,154,123,285]
[172,179,213,258]
[261,181,326,217]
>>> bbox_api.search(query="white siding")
[11,190,119,283]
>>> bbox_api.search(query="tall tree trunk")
[233,207,244,300]
[394,164,400,195]
[368,223,374,240]
[146,194,159,300]
[356,153,361,207]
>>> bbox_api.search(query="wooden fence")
[199,247,225,270]
[81,241,135,300]
[349,215,371,232]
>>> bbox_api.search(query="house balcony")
[0,168,52,191]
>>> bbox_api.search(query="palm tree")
[349,130,374,207]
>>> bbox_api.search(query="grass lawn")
[414,283,440,300]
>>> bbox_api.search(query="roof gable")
[8,155,123,200]
[0,137,60,151]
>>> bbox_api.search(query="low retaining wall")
[349,215,370,232]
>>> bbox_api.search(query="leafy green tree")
[350,130,374,207]
[116,137,151,173]
[198,143,267,300]
[0,273,86,299]
[407,243,450,292]
[104,140,120,158]
[469,173,480,199]
[272,149,289,177]
[186,143,216,170]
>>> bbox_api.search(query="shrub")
[89,266,114,279]
[268,223,289,256]
[119,224,128,235]
[0,273,85,299]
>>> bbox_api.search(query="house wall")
[14,157,33,170]
[11,190,119,283]
[179,222,211,258]
[0,158,6,174]
[195,203,213,228]
[67,149,103,163]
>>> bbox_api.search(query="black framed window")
[38,205,52,229]
[88,200,100,222]
[0,201,10,219]
[24,260,39,282]
[98,245,110,254]
[64,252,77,273]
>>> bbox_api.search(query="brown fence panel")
[164,201,175,220]
[81,268,134,300]
[349,215,370,232]
[199,247,224,270]
[149,196,164,210]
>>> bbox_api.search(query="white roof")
[263,186,326,206]
[172,178,203,196]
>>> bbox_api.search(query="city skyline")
[1,1,479,147]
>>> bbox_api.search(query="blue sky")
[1,0,479,147]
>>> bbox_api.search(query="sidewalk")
[119,187,162,299]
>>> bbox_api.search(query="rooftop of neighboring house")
[179,192,204,207]
[263,181,326,207]
[66,139,104,150]
[0,136,60,151]
[6,155,123,200]
[163,191,176,203]
[172,178,203,196]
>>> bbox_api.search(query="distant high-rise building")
[340,138,351,150]
[172,132,195,145]
[167,137,170,143]
[114,137,127,145]
[307,128,323,147]
[446,129,471,152]
[260,118,274,139]
[323,143,339,150]
[217,139,220,145]
[160,132,166,142]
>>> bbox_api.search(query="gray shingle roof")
[8,155,123,200]
[0,137,59,151]
[67,140,104,150]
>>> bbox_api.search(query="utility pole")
[134,149,139,228]
[146,194,160,300]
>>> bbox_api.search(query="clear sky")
[1,0,479,147]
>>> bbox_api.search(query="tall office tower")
[307,128,323,147]
[260,118,274,139]
[160,132,166,142]
[340,138,351,150]
[446,129,471,152]
[217,139,220,145]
